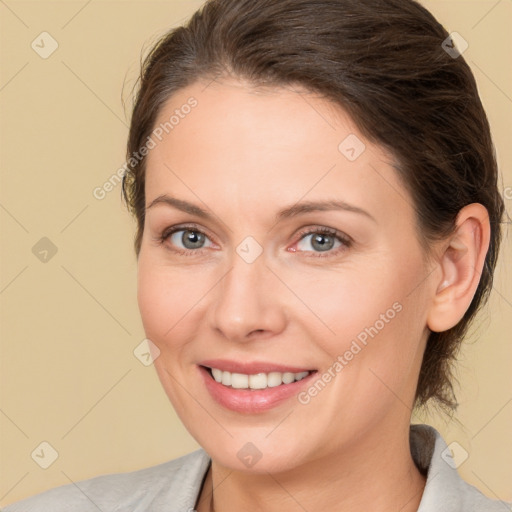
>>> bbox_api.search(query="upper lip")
[199,359,316,374]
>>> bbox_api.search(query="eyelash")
[157,223,352,258]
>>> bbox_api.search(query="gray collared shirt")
[2,424,509,511]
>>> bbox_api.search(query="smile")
[208,367,312,390]
[198,363,318,413]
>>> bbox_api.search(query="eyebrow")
[146,194,376,223]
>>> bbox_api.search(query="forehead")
[144,78,412,226]
[151,77,369,162]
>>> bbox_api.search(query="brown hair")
[122,0,505,412]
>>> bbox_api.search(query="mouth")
[198,362,318,413]
[203,366,315,390]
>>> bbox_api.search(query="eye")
[157,224,351,258]
[160,224,215,256]
[292,227,351,257]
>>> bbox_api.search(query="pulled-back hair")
[122,0,505,411]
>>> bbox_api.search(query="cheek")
[137,267,169,340]
[289,263,402,343]
[136,256,202,349]
[305,255,427,378]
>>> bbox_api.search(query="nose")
[208,252,287,343]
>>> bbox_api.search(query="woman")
[4,0,509,510]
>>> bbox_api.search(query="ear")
[426,203,491,333]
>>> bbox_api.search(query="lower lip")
[198,365,317,413]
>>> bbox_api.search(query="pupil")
[312,233,333,252]
[184,230,204,249]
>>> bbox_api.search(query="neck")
[196,422,426,512]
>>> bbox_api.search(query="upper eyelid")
[163,223,215,242]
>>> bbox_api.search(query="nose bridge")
[210,246,284,341]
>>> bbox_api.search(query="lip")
[198,364,318,414]
[199,359,315,374]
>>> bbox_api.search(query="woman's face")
[138,78,436,473]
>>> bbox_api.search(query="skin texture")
[137,77,490,512]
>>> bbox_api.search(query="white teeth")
[267,372,283,388]
[249,373,267,389]
[231,373,249,389]
[282,372,295,384]
[221,371,231,386]
[208,368,311,389]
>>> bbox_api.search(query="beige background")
[1,0,511,506]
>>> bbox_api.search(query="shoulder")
[411,424,510,512]
[2,449,211,512]
[456,479,509,512]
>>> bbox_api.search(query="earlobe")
[427,203,490,333]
